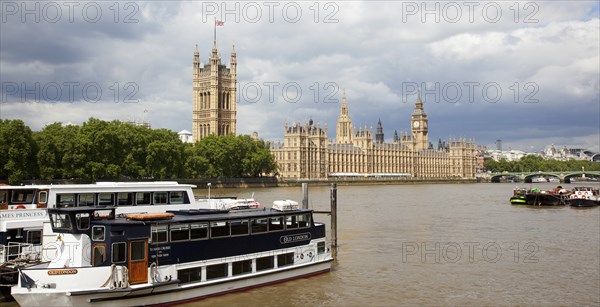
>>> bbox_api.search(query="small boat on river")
[510,188,527,205]
[568,187,600,207]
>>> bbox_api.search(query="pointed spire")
[213,17,217,48]
[416,90,423,106]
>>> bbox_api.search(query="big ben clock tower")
[411,95,429,151]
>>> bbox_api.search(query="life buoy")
[15,205,26,209]
[577,191,583,196]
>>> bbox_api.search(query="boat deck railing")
[0,242,41,264]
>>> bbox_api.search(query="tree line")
[484,155,600,173]
[0,118,277,184]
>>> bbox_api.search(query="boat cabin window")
[206,263,227,280]
[297,213,311,228]
[50,212,72,231]
[256,256,274,271]
[190,223,208,240]
[117,193,134,206]
[230,220,249,236]
[112,242,126,263]
[269,216,284,232]
[57,194,75,207]
[154,192,168,205]
[318,241,326,254]
[26,230,42,244]
[78,194,95,206]
[210,221,230,238]
[0,191,7,204]
[170,191,184,204]
[92,226,105,241]
[285,216,299,229]
[75,213,91,230]
[98,193,115,206]
[277,252,294,267]
[178,267,202,284]
[11,189,35,204]
[170,224,190,242]
[251,218,268,234]
[232,260,252,276]
[92,244,106,266]
[136,192,151,205]
[130,240,146,262]
[38,191,47,204]
[151,225,168,244]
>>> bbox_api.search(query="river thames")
[186,182,600,306]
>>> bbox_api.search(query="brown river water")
[187,182,600,306]
[5,182,599,306]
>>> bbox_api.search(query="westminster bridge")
[489,171,600,183]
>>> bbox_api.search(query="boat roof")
[90,208,314,226]
[573,186,595,190]
[0,181,197,190]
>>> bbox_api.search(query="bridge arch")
[564,172,600,183]
[490,173,521,183]
[523,173,560,183]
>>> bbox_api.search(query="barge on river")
[12,201,333,306]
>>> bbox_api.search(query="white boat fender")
[150,262,160,283]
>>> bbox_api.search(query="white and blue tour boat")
[0,182,256,289]
[11,200,333,306]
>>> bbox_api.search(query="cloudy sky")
[1,1,599,152]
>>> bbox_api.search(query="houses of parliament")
[190,40,477,180]
[268,94,477,179]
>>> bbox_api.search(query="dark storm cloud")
[1,1,598,151]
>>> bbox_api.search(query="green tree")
[145,129,185,179]
[0,119,38,183]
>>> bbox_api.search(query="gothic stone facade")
[270,95,477,179]
[192,43,237,142]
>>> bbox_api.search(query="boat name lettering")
[150,246,171,252]
[280,233,311,244]
[0,211,46,219]
[48,269,78,275]
[150,246,171,259]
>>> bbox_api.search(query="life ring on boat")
[15,205,26,209]
[577,191,583,196]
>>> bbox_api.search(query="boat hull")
[568,198,599,207]
[525,193,567,206]
[12,260,332,306]
[509,196,526,205]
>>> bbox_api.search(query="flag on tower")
[215,20,224,26]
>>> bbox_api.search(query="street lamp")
[207,182,211,200]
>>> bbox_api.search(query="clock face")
[413,121,419,128]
